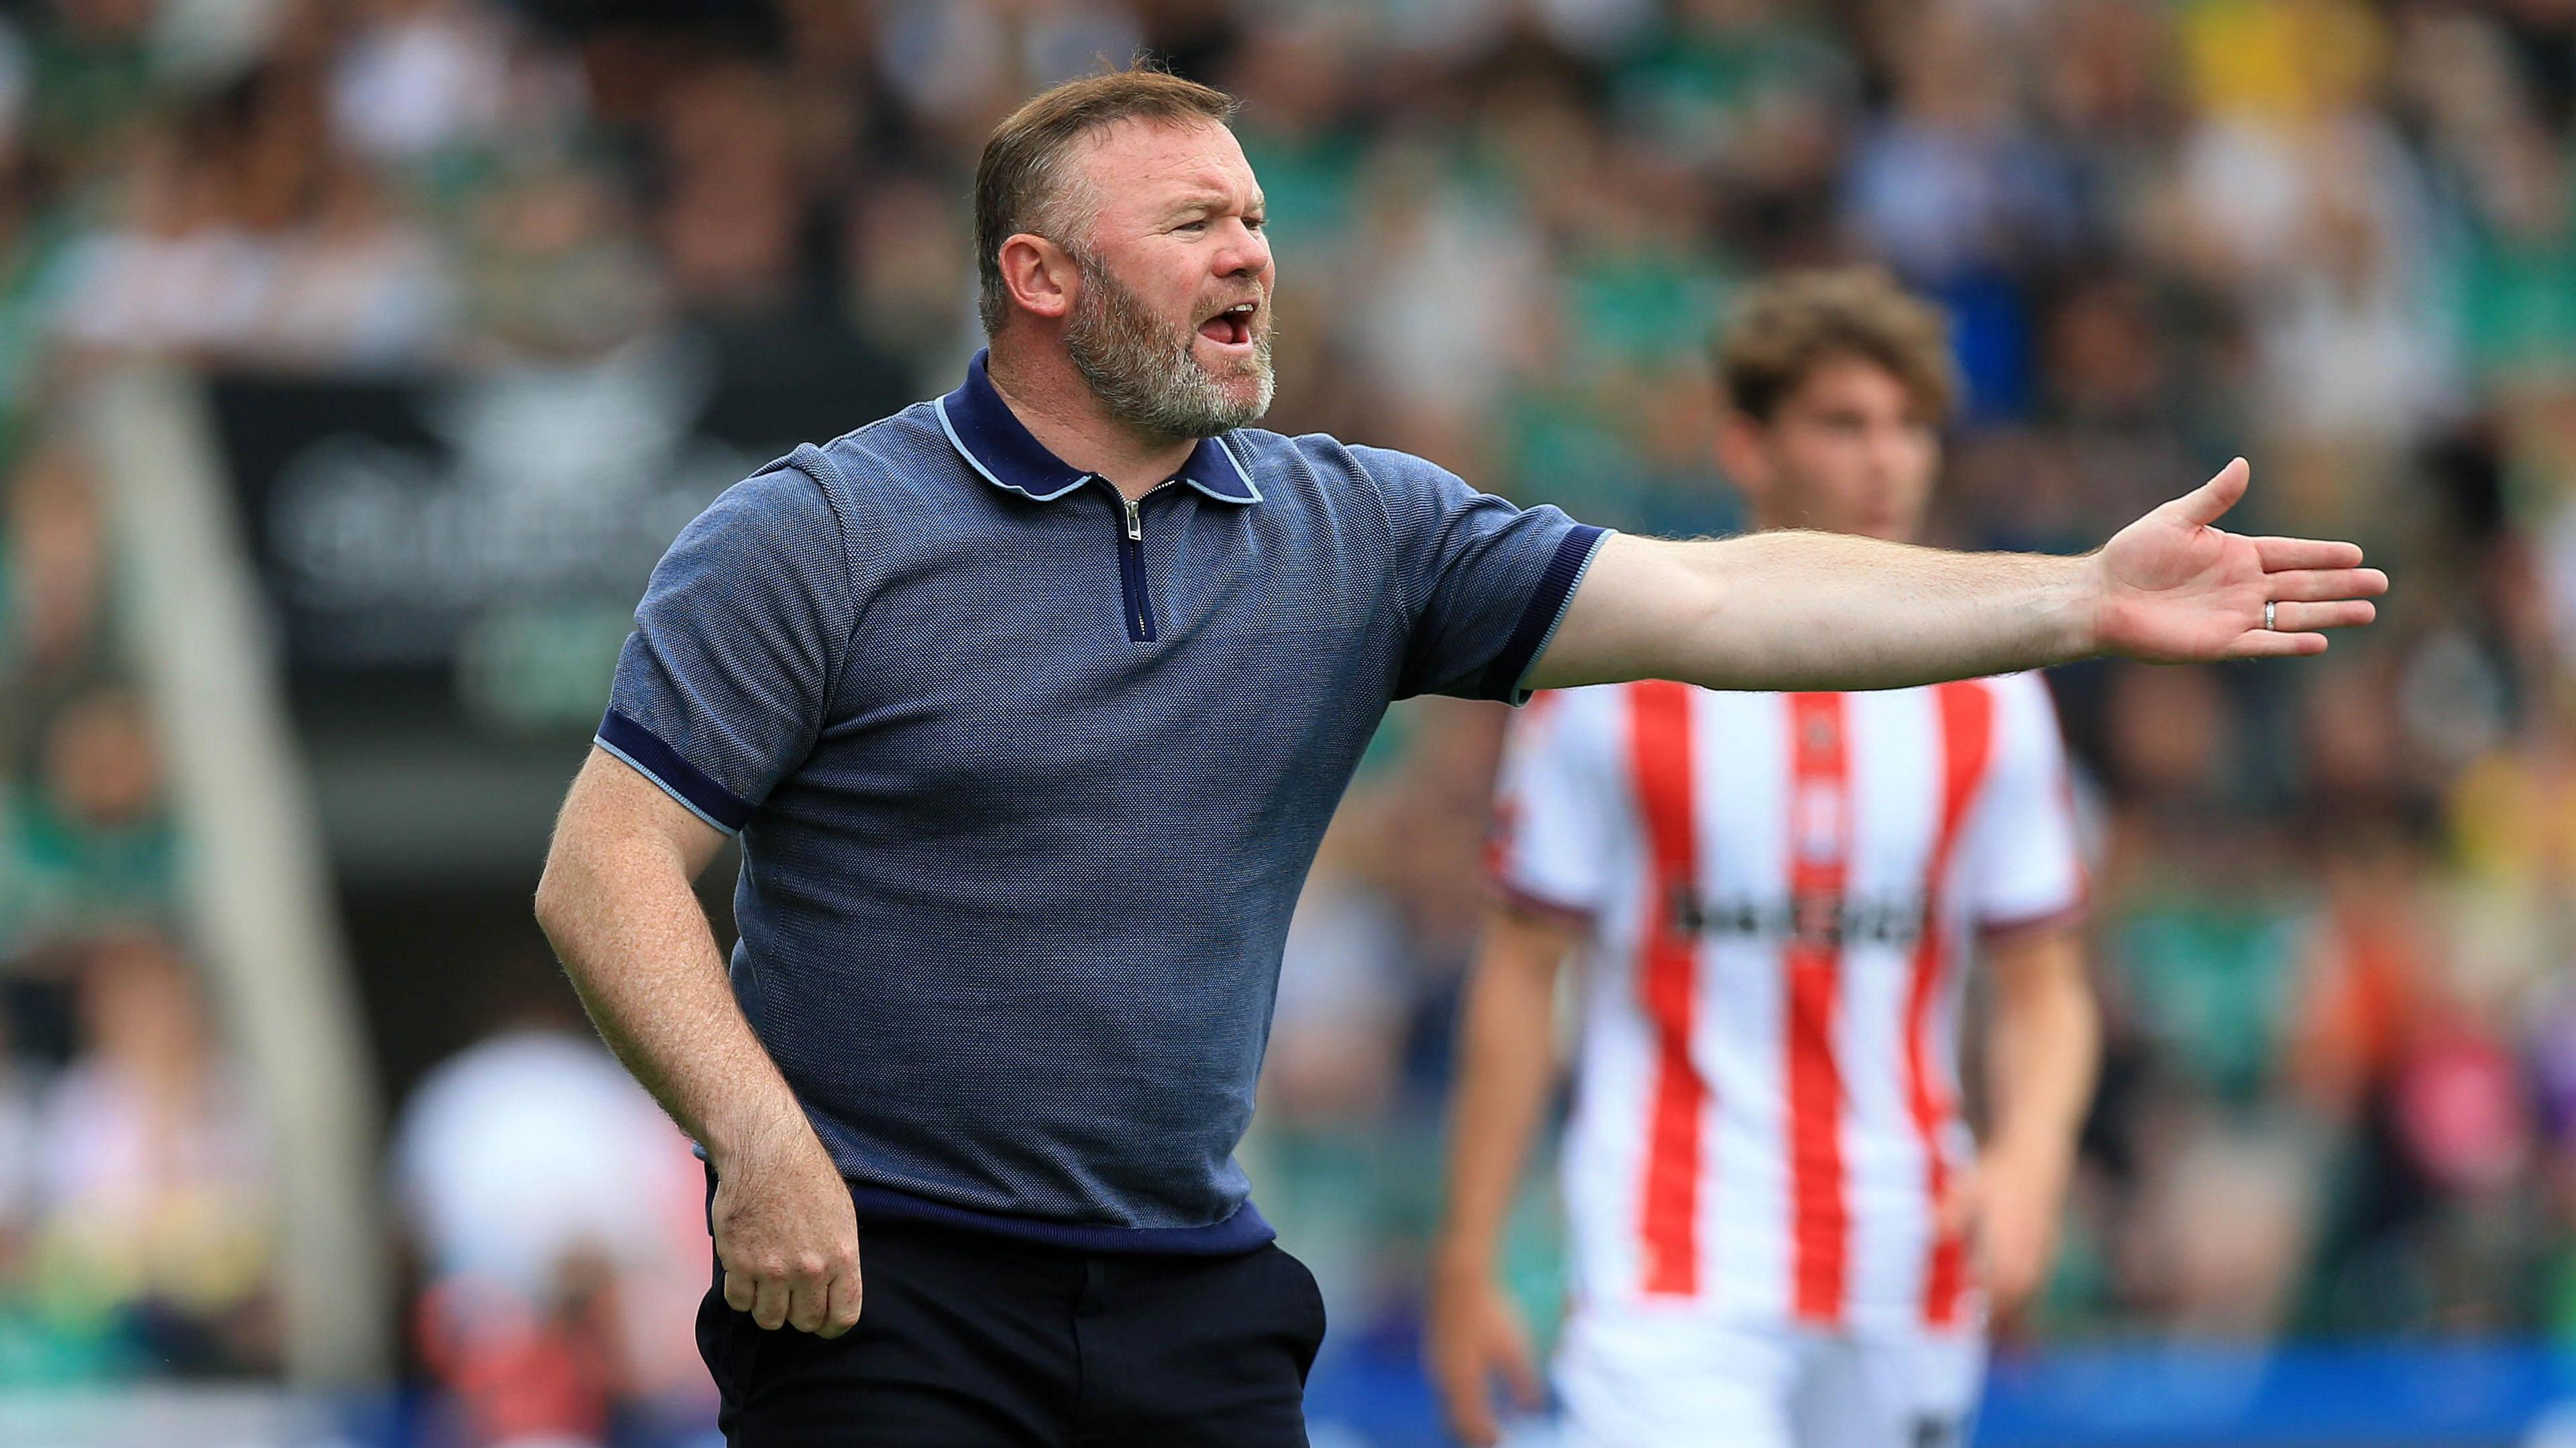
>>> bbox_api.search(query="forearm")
[535,836,808,1168]
[1690,532,2097,689]
[1985,940,2101,1163]
[1435,924,1570,1270]
[1532,532,2098,693]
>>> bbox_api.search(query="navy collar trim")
[935,349,1262,506]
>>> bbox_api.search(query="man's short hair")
[974,68,1240,335]
[1715,268,1958,426]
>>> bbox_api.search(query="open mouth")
[1197,301,1256,347]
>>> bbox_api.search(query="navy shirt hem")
[845,1184,1277,1256]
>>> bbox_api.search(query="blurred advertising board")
[210,331,902,738]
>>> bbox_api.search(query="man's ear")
[998,233,1079,322]
[1715,409,1772,506]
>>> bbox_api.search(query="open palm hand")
[2092,458,2386,662]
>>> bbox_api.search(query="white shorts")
[1550,1307,1985,1448]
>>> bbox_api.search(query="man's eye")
[1176,220,1208,233]
[1244,215,1267,231]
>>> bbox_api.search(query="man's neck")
[985,339,1197,500]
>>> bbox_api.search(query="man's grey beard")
[1062,251,1273,439]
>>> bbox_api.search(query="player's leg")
[1554,1307,1802,1448]
[1788,1326,1984,1448]
[696,1218,1081,1447]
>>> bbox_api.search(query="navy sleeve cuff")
[596,709,755,834]
[1482,524,1609,704]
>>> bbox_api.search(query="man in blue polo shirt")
[533,70,2383,1447]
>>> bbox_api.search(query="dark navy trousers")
[695,1199,1326,1446]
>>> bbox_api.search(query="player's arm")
[1428,903,1583,1448]
[1526,459,2385,692]
[1959,922,2099,1317]
[535,748,863,1339]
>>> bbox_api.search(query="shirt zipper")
[1102,478,1173,642]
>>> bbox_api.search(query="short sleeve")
[1962,673,2088,932]
[1353,446,1609,704]
[1489,689,1621,921]
[596,460,853,834]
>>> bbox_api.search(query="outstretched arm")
[1527,459,2386,693]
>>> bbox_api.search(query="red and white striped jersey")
[1490,675,2085,1333]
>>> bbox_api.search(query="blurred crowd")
[0,7,277,1372]
[0,0,2570,1436]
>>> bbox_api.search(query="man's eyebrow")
[1163,188,1268,217]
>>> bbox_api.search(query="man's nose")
[1214,219,1270,279]
[1864,424,1914,476]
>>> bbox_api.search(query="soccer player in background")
[1428,270,2102,1448]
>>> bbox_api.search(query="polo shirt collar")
[936,349,1263,505]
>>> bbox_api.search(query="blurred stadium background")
[0,0,2567,1443]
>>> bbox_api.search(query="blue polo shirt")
[598,350,1606,1252]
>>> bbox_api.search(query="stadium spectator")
[28,929,277,1377]
[390,980,712,1448]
